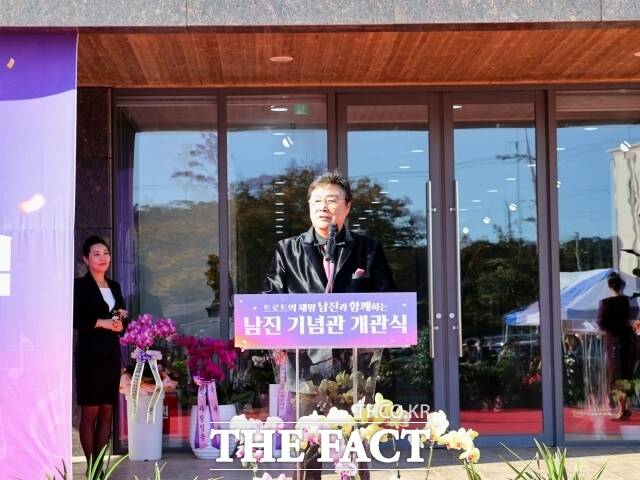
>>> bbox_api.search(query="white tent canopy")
[504,268,640,334]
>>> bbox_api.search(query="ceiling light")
[270,106,288,112]
[275,202,284,205]
[505,177,516,181]
[282,136,294,148]
[453,105,463,110]
[275,218,285,221]
[276,230,283,234]
[273,151,286,155]
[411,149,424,153]
[270,55,294,63]
[388,179,399,183]
[364,209,373,213]
[620,141,632,152]
[371,201,381,204]
[274,181,286,185]
[399,165,411,169]
[508,203,518,211]
[583,127,598,131]
[358,217,367,220]
[275,211,284,214]
[557,147,566,151]
[275,192,285,196]
[483,216,491,224]
[352,224,361,227]
[487,189,498,193]
[272,132,286,136]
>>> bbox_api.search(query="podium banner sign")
[234,292,417,349]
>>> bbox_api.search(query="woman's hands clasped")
[111,308,128,332]
[96,309,128,332]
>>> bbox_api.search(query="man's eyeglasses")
[308,198,344,208]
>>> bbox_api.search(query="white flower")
[231,414,265,443]
[295,411,327,448]
[254,449,264,462]
[387,405,410,429]
[459,446,481,463]
[437,428,476,452]
[423,410,449,443]
[334,461,358,477]
[259,475,286,480]
[326,407,355,435]
[236,446,245,458]
[371,393,394,423]
[265,416,285,431]
[230,414,252,432]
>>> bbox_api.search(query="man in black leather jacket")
[262,171,396,295]
[262,171,394,480]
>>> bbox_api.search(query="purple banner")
[234,292,417,349]
[0,33,77,478]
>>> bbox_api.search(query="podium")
[234,292,417,420]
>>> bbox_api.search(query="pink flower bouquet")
[120,313,176,350]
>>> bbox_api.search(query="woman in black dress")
[597,272,635,419]
[74,236,127,461]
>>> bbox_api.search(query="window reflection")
[557,90,640,440]
[119,99,219,449]
[227,94,327,419]
[227,94,328,295]
[347,102,432,421]
[454,102,542,434]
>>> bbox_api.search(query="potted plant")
[175,334,245,459]
[119,314,176,461]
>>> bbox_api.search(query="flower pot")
[125,391,165,461]
[189,404,237,459]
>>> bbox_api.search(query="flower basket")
[120,314,176,460]
[175,334,240,458]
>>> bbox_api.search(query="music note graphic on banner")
[8,334,34,379]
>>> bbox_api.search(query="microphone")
[325,223,338,262]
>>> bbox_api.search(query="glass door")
[443,92,552,443]
[338,92,552,444]
[338,93,446,425]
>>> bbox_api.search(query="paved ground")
[71,446,640,480]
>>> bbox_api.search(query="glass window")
[227,94,327,418]
[557,90,640,441]
[227,95,328,295]
[346,101,432,417]
[118,98,218,449]
[454,102,542,434]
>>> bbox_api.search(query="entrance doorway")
[338,92,552,444]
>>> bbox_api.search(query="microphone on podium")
[325,222,338,263]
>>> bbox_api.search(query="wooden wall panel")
[77,28,640,87]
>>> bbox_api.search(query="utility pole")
[574,232,582,271]
[496,132,536,240]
